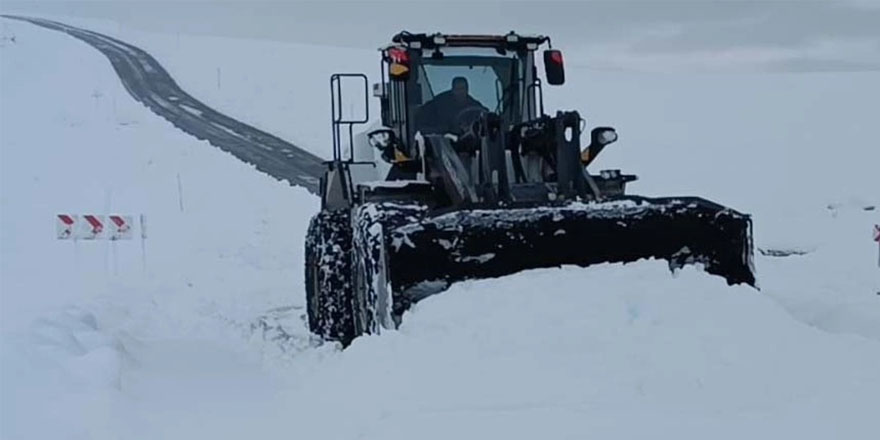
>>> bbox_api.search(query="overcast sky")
[3,0,879,72]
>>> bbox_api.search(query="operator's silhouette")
[416,76,487,135]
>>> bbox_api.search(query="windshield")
[412,51,521,135]
[418,54,518,112]
[421,63,502,109]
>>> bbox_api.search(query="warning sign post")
[109,215,134,240]
[56,214,77,239]
[56,214,138,241]
[57,212,146,274]
[874,225,880,268]
[78,215,105,240]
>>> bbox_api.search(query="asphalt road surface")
[4,15,325,194]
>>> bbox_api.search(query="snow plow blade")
[368,196,755,307]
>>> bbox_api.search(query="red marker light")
[388,48,409,64]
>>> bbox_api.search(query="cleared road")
[3,15,325,194]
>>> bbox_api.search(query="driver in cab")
[415,76,487,136]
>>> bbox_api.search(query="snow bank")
[292,264,880,439]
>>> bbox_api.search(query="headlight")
[599,129,618,145]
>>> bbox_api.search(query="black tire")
[350,203,406,338]
[351,210,382,337]
[304,210,356,345]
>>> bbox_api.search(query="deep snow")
[2,15,880,440]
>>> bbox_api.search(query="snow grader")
[305,32,755,346]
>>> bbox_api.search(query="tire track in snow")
[3,15,325,194]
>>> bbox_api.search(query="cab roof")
[390,31,550,51]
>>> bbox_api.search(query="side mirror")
[386,48,411,82]
[543,50,565,85]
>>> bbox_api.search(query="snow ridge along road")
[2,15,325,194]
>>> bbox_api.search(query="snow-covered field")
[2,15,880,440]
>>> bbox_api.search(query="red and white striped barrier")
[109,215,133,240]
[57,214,138,240]
[80,214,105,240]
[56,214,77,239]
